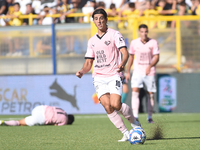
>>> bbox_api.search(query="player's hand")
[76,71,83,78]
[146,66,151,75]
[126,72,131,81]
[117,64,124,72]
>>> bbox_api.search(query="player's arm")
[76,59,94,78]
[146,54,159,75]
[118,47,129,72]
[126,54,134,81]
[0,4,6,15]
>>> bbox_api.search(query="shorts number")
[116,80,121,87]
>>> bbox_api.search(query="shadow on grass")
[147,137,200,141]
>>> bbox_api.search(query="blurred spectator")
[0,0,8,15]
[118,3,140,29]
[141,1,158,28]
[59,0,74,23]
[195,0,200,15]
[112,0,127,9]
[6,0,14,15]
[96,1,106,9]
[119,2,139,17]
[40,0,58,10]
[140,0,153,15]
[82,0,96,22]
[15,0,32,14]
[23,3,37,25]
[107,3,118,17]
[71,0,83,23]
[176,0,189,16]
[37,6,53,25]
[158,0,177,15]
[191,0,200,15]
[95,0,111,9]
[32,0,42,14]
[0,0,9,26]
[186,0,192,7]
[84,0,96,8]
[5,2,23,26]
[129,0,146,10]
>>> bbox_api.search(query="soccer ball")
[129,127,146,145]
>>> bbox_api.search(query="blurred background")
[0,0,200,115]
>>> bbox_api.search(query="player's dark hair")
[67,114,74,125]
[139,24,148,30]
[14,2,20,8]
[92,8,107,19]
[129,3,135,8]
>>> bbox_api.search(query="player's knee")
[104,105,114,114]
[111,103,121,111]
[132,88,139,93]
[149,93,154,100]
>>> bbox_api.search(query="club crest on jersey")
[104,40,111,46]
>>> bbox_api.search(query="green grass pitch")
[0,113,200,150]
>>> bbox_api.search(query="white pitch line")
[1,113,198,121]
[75,115,107,119]
[0,115,108,121]
[0,118,24,120]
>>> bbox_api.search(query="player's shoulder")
[130,38,140,44]
[108,28,121,36]
[149,38,158,44]
[88,34,96,44]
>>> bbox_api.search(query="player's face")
[139,28,148,41]
[93,14,107,31]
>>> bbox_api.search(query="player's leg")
[131,73,143,119]
[109,75,141,127]
[0,120,20,126]
[94,76,129,142]
[100,94,129,142]
[132,88,140,119]
[121,83,128,103]
[144,76,156,123]
[25,105,45,126]
[108,76,141,141]
[147,92,155,123]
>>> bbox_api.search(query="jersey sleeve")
[85,38,95,59]
[114,31,127,50]
[129,40,135,55]
[152,40,160,55]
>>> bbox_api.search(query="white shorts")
[131,73,157,93]
[25,105,45,126]
[93,75,122,99]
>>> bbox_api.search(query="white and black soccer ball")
[129,127,146,145]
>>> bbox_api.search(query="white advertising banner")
[158,76,177,112]
[0,74,105,115]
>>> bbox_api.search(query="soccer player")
[76,8,141,142]
[0,105,74,126]
[126,24,159,123]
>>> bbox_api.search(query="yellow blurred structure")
[1,13,200,73]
